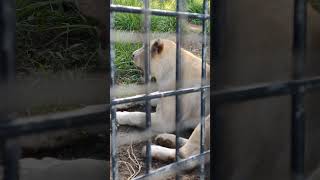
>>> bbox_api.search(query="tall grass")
[113,0,177,32]
[16,0,208,83]
[112,0,209,83]
[114,43,142,84]
[112,0,177,83]
[186,0,211,25]
[113,0,208,31]
[16,0,100,74]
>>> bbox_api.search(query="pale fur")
[143,115,210,165]
[117,39,210,133]
[116,39,210,170]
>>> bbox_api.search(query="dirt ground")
[116,126,203,180]
[115,99,209,180]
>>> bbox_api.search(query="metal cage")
[1,0,320,180]
[110,0,210,179]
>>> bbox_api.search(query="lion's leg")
[117,111,179,132]
[142,145,176,162]
[116,111,156,128]
[155,133,188,148]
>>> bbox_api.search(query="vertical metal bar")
[106,0,111,179]
[175,0,182,179]
[110,0,118,179]
[0,0,16,82]
[211,0,225,179]
[143,0,152,174]
[0,0,16,118]
[1,0,17,179]
[291,0,307,179]
[3,140,20,180]
[200,0,209,179]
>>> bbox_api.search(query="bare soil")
[116,125,201,180]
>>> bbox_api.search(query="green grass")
[113,0,209,31]
[186,0,211,25]
[114,43,142,84]
[112,0,209,83]
[111,0,177,83]
[16,0,101,74]
[113,0,177,32]
[16,0,208,84]
[186,0,204,25]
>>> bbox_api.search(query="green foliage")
[113,0,177,32]
[187,0,203,14]
[16,0,209,83]
[111,0,177,83]
[16,0,100,74]
[186,0,210,25]
[114,43,142,84]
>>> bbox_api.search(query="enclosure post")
[175,0,182,179]
[0,0,15,81]
[3,141,20,180]
[211,0,225,179]
[110,0,119,179]
[0,0,17,179]
[291,0,307,179]
[143,0,152,174]
[200,0,209,179]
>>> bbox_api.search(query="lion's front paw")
[155,133,176,148]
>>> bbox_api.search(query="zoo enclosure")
[0,0,320,180]
[110,0,211,179]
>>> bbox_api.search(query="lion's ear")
[151,39,164,56]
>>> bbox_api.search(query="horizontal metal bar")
[113,76,320,107]
[112,85,210,105]
[1,77,320,139]
[133,150,210,180]
[0,104,106,138]
[214,76,320,105]
[111,4,210,20]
